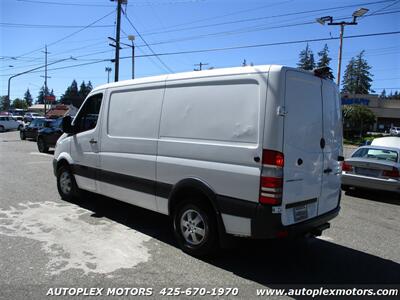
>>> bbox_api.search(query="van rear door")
[318,80,342,215]
[281,70,324,226]
[281,70,341,226]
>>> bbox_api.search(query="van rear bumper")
[251,205,340,239]
[216,195,340,239]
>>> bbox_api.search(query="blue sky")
[1,0,399,102]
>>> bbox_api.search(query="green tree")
[379,89,387,99]
[12,98,28,109]
[317,44,334,80]
[24,88,33,107]
[342,51,373,94]
[297,43,315,70]
[0,96,9,111]
[37,86,50,104]
[342,105,375,136]
[60,80,81,107]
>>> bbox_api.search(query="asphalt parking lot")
[0,130,399,299]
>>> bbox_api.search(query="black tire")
[56,165,80,201]
[173,197,218,257]
[341,184,350,192]
[18,124,23,131]
[20,131,26,140]
[37,137,49,153]
[0,125,5,132]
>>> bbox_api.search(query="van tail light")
[382,168,400,178]
[260,149,284,205]
[341,161,353,172]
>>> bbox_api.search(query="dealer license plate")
[293,205,308,222]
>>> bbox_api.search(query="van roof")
[92,65,310,92]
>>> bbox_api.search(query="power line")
[363,0,400,17]
[124,13,173,73]
[127,31,400,59]
[47,10,116,47]
[132,10,400,49]
[2,30,399,77]
[141,0,397,36]
[10,10,115,60]
[0,22,114,29]
[16,0,115,7]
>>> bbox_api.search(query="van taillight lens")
[342,162,353,172]
[382,168,400,178]
[260,150,284,205]
[263,150,284,167]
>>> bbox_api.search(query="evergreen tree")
[86,81,93,95]
[60,80,81,107]
[78,81,87,101]
[0,96,9,111]
[342,51,373,94]
[297,44,315,70]
[37,86,50,104]
[317,44,334,80]
[24,88,33,107]
[379,89,387,99]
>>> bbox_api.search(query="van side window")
[74,93,103,133]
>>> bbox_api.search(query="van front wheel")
[173,198,218,257]
[57,165,80,201]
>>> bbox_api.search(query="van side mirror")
[61,116,74,134]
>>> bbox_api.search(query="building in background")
[342,94,400,132]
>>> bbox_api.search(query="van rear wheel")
[173,198,218,257]
[56,165,80,201]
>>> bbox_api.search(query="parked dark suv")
[37,118,63,153]
[20,118,53,141]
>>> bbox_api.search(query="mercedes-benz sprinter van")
[53,65,343,256]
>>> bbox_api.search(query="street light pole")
[128,35,135,79]
[316,8,369,87]
[7,57,74,110]
[105,67,112,83]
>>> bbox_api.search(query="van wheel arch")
[56,159,70,171]
[168,178,219,217]
[168,178,230,254]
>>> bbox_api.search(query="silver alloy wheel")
[180,209,207,245]
[59,170,72,195]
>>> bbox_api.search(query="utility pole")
[194,62,208,71]
[42,45,50,115]
[111,0,123,82]
[316,8,369,87]
[105,67,112,83]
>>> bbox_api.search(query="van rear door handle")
[89,139,97,144]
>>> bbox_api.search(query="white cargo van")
[53,65,343,256]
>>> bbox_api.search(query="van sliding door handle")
[89,139,97,144]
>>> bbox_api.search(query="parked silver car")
[342,146,400,193]
[0,116,23,132]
